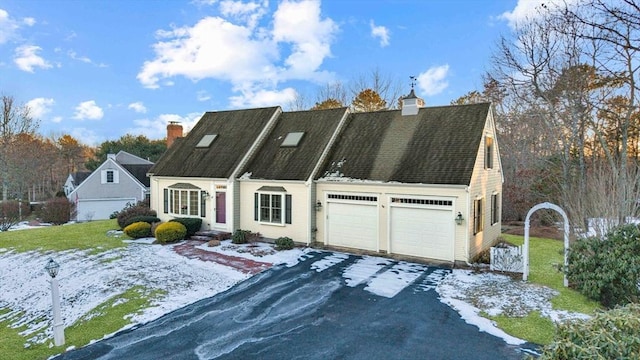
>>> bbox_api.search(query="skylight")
[281,132,305,147]
[196,134,217,148]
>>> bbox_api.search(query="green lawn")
[489,234,601,344]
[0,286,164,360]
[0,220,125,253]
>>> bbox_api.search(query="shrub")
[38,197,74,225]
[170,218,202,237]
[540,303,640,359]
[116,202,157,229]
[123,215,161,229]
[232,229,252,244]
[155,222,187,244]
[0,200,30,231]
[567,223,640,308]
[123,221,152,239]
[275,236,295,250]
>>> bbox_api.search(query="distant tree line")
[0,95,167,202]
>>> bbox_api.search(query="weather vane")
[409,76,416,89]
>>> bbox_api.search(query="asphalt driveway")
[55,251,537,360]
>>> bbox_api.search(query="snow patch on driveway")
[364,262,429,298]
[311,252,349,272]
[342,256,392,287]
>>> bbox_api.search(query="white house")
[148,92,502,264]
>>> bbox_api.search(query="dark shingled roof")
[72,171,91,186]
[241,107,348,181]
[149,107,280,178]
[121,164,153,187]
[317,102,491,185]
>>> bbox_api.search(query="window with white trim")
[101,169,119,184]
[163,186,206,217]
[491,193,500,225]
[254,191,292,225]
[474,198,484,235]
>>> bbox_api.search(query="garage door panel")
[390,207,453,261]
[77,199,135,221]
[327,202,377,251]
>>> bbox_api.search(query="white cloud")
[128,101,147,113]
[272,0,337,80]
[0,9,19,44]
[370,20,390,47]
[23,17,35,26]
[14,45,52,72]
[138,0,337,107]
[137,16,277,89]
[416,64,450,96]
[26,97,54,119]
[51,116,62,123]
[219,0,267,28]
[229,87,297,108]
[498,0,580,28]
[68,50,92,64]
[197,90,211,102]
[73,100,104,120]
[127,112,203,140]
[69,128,102,146]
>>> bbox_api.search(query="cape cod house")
[148,92,502,264]
[67,151,154,221]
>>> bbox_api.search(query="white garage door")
[327,194,378,251]
[77,198,136,221]
[390,200,454,261]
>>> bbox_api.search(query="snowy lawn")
[0,220,306,360]
[437,234,600,345]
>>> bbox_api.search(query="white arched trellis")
[523,202,570,287]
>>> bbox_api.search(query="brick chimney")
[167,121,183,147]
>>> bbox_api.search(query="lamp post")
[45,258,65,346]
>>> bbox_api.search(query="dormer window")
[281,132,305,147]
[196,134,217,148]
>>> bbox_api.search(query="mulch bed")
[173,241,273,275]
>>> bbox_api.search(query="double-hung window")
[254,187,292,225]
[260,193,282,223]
[474,198,484,235]
[491,193,500,225]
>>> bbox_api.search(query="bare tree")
[349,68,403,109]
[1,95,39,201]
[559,0,640,224]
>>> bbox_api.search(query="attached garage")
[389,197,455,261]
[326,194,378,251]
[76,198,136,221]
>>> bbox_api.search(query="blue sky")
[0,0,544,145]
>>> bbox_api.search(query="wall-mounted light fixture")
[315,201,322,211]
[201,191,210,200]
[455,212,464,225]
